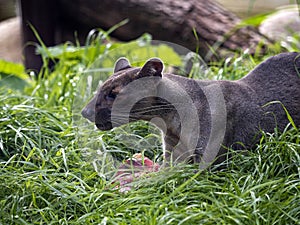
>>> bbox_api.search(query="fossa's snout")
[81,95,97,122]
[81,106,95,122]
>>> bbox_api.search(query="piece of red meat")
[111,153,160,192]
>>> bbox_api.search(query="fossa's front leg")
[162,132,195,166]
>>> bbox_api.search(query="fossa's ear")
[114,57,131,73]
[137,58,164,78]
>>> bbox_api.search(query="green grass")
[0,30,299,224]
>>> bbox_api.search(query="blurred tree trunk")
[19,0,58,71]
[60,0,270,61]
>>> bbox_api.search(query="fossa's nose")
[81,107,95,122]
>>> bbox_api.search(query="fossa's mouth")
[96,121,113,131]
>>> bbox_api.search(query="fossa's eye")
[106,91,117,101]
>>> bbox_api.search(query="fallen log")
[60,0,270,60]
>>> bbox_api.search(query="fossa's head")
[81,57,164,130]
